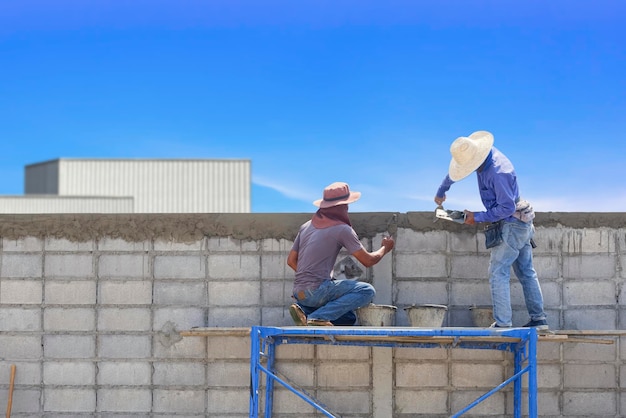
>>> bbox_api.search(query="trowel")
[434,206,465,224]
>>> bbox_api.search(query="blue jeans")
[489,219,546,327]
[294,279,375,325]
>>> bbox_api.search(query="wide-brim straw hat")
[448,131,494,181]
[313,182,361,208]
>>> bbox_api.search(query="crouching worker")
[287,182,395,326]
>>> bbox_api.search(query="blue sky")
[1,0,624,213]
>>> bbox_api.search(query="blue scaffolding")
[249,326,538,417]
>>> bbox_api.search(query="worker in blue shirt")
[434,131,548,330]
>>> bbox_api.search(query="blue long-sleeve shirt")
[436,147,519,223]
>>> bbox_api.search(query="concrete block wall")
[0,212,624,417]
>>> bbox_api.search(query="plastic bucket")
[356,304,397,326]
[404,304,447,327]
[469,306,493,327]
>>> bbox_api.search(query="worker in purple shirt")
[434,131,548,330]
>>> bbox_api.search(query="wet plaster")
[0,212,624,243]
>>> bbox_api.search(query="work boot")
[289,304,307,326]
[307,319,334,326]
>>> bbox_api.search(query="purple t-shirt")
[291,220,364,293]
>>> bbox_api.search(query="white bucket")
[356,304,397,326]
[404,304,447,327]
[469,306,493,327]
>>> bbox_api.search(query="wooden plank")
[179,327,250,337]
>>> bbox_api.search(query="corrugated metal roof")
[24,159,251,213]
[0,196,134,214]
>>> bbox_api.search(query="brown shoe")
[307,318,334,326]
[289,304,307,326]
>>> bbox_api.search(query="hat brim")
[313,191,361,208]
[448,131,494,181]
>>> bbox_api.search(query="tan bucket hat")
[313,182,361,208]
[448,130,494,181]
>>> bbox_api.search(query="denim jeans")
[489,219,546,327]
[294,279,375,325]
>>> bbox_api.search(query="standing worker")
[434,131,548,330]
[287,182,395,326]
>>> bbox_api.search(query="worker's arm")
[287,249,298,271]
[351,236,394,268]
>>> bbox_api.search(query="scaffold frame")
[249,326,538,418]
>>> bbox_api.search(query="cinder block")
[154,362,206,386]
[274,361,317,388]
[450,255,491,279]
[396,363,448,387]
[563,228,616,253]
[43,362,95,385]
[0,335,42,359]
[532,227,563,255]
[395,253,448,278]
[207,361,251,387]
[206,336,250,360]
[451,348,504,361]
[98,308,151,331]
[44,335,95,359]
[507,390,560,416]
[153,307,205,330]
[154,255,205,279]
[272,389,317,414]
[397,229,448,252]
[153,335,206,360]
[97,237,150,251]
[451,390,505,416]
[45,238,94,252]
[208,254,260,280]
[208,281,261,306]
[535,281,560,308]
[564,338,617,361]
[262,306,293,327]
[0,279,42,304]
[396,280,448,306]
[98,280,152,305]
[564,364,616,388]
[98,335,151,359]
[2,237,43,252]
[206,389,249,414]
[0,388,40,413]
[44,308,95,331]
[98,254,150,278]
[451,363,504,388]
[449,281,492,306]
[97,362,152,385]
[449,231,482,253]
[261,254,290,279]
[318,362,369,387]
[154,239,204,251]
[0,254,42,278]
[316,390,371,415]
[0,308,40,331]
[564,308,616,330]
[207,236,259,252]
[395,389,448,414]
[260,237,290,253]
[154,282,207,305]
[0,361,41,385]
[45,280,96,305]
[563,391,616,416]
[564,280,617,306]
[153,389,206,413]
[43,388,95,412]
[532,255,560,279]
[261,280,292,306]
[394,347,447,360]
[207,307,260,327]
[275,343,315,360]
[563,254,616,279]
[44,254,94,278]
[97,389,152,412]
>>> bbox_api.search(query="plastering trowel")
[434,206,465,223]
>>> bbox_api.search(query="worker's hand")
[434,195,446,206]
[382,236,395,253]
[463,210,475,225]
